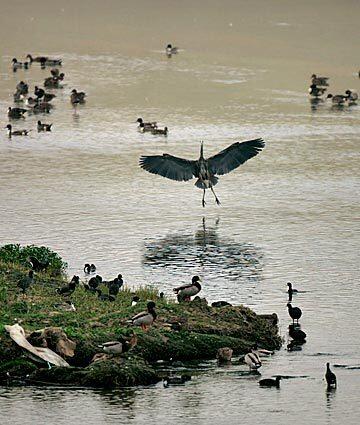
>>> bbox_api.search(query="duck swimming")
[26,54,48,63]
[12,58,29,71]
[173,276,202,302]
[151,126,168,136]
[166,44,178,55]
[327,94,346,105]
[37,121,52,132]
[136,118,157,131]
[8,107,27,119]
[70,89,86,105]
[311,74,329,86]
[345,89,358,104]
[308,84,326,97]
[5,124,30,137]
[16,81,29,95]
[128,301,156,331]
[259,376,281,388]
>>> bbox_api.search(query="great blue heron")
[139,138,265,207]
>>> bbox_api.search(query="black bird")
[84,263,91,274]
[139,138,265,207]
[56,275,79,296]
[34,86,45,99]
[259,376,281,388]
[289,324,307,342]
[5,124,30,137]
[17,270,34,294]
[90,264,97,273]
[16,81,29,95]
[70,89,86,105]
[37,121,52,132]
[308,84,326,97]
[287,303,302,325]
[131,295,140,306]
[43,93,56,102]
[136,117,157,131]
[109,277,122,297]
[88,275,102,290]
[325,363,337,389]
[287,282,298,296]
[28,256,49,272]
[8,107,27,119]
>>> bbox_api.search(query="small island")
[0,244,281,388]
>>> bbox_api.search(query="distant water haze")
[0,1,359,424]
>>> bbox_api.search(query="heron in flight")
[139,138,265,207]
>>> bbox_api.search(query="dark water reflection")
[143,218,263,282]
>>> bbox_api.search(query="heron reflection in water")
[139,138,265,207]
[143,218,263,282]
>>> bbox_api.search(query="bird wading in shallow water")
[139,138,265,207]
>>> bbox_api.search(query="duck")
[70,89,86,105]
[34,86,45,99]
[259,376,281,388]
[88,275,102,290]
[211,301,232,307]
[327,94,346,105]
[109,277,122,297]
[25,97,38,106]
[56,276,79,296]
[26,54,48,63]
[151,126,168,136]
[308,84,326,97]
[40,57,62,67]
[98,341,124,355]
[128,301,156,331]
[173,276,202,302]
[287,303,302,325]
[325,363,337,389]
[311,74,329,86]
[17,270,34,294]
[345,89,358,104]
[30,102,52,114]
[12,58,29,71]
[136,118,157,131]
[43,93,56,102]
[16,81,29,95]
[90,264,96,273]
[96,289,116,302]
[166,44,178,55]
[163,375,191,388]
[54,300,76,312]
[37,121,52,132]
[244,351,262,371]
[44,76,63,89]
[131,296,140,307]
[84,263,91,274]
[159,292,164,299]
[27,256,50,272]
[5,124,30,137]
[8,107,27,119]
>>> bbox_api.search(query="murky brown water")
[0,0,359,424]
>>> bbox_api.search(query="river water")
[0,1,359,424]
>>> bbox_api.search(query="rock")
[217,347,233,363]
[28,327,76,357]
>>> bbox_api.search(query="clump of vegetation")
[0,244,67,275]
[0,246,282,388]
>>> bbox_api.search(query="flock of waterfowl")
[308,73,358,107]
[5,53,86,137]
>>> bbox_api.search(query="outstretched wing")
[208,138,265,175]
[139,154,197,182]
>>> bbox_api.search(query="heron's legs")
[202,189,206,207]
[210,186,221,205]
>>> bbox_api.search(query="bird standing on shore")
[173,276,202,302]
[17,271,34,294]
[128,301,156,331]
[325,363,337,389]
[139,138,265,207]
